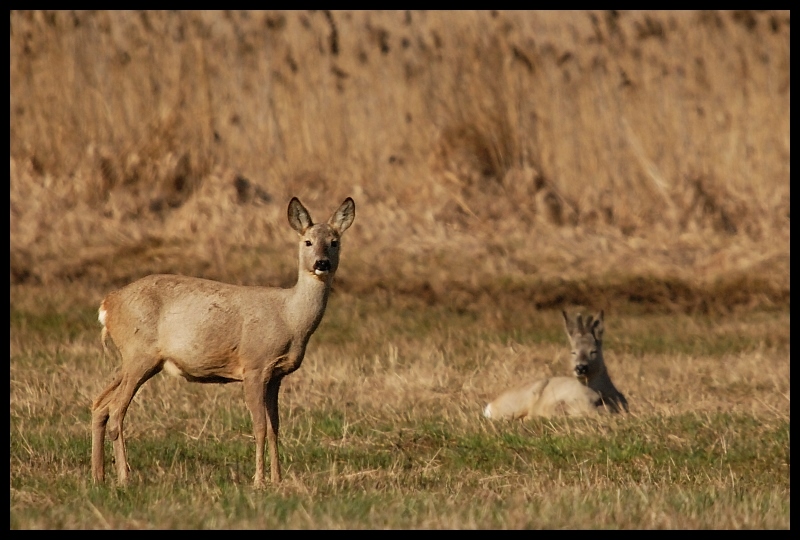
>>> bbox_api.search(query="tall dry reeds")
[10,10,790,311]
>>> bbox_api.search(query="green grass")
[10,307,98,343]
[9,408,789,528]
[9,294,789,528]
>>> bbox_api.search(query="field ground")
[10,288,789,528]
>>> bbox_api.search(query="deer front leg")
[243,374,267,488]
[265,377,283,485]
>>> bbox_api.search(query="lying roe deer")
[91,196,355,488]
[483,310,628,420]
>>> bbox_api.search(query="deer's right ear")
[288,197,314,234]
[562,311,574,335]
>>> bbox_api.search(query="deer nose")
[574,364,589,376]
[314,260,331,273]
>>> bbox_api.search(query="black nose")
[575,365,588,376]
[314,260,331,272]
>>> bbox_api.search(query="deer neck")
[286,268,333,338]
[586,353,620,397]
[588,369,615,393]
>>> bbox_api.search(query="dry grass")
[9,10,790,312]
[9,296,790,528]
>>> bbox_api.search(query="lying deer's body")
[483,376,603,419]
[483,310,628,420]
[91,197,355,488]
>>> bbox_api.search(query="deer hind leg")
[91,373,122,483]
[243,373,268,488]
[265,377,283,485]
[107,359,160,485]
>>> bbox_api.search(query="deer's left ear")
[328,197,355,234]
[591,310,605,341]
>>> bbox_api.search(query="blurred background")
[9,10,790,314]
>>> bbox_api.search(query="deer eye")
[331,239,339,247]
[305,240,312,246]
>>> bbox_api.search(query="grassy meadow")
[10,10,790,529]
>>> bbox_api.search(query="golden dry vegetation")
[10,9,789,311]
[9,299,790,528]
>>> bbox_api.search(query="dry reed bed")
[10,10,790,313]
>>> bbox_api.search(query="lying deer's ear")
[562,311,573,334]
[591,311,605,340]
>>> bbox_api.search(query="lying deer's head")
[562,310,605,382]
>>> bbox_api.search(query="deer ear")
[288,197,314,234]
[563,311,579,345]
[329,197,355,234]
[562,310,573,334]
[591,310,605,340]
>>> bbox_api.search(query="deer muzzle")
[574,364,589,377]
[313,260,332,275]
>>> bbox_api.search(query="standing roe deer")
[483,310,628,420]
[91,196,355,488]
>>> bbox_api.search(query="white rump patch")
[98,306,107,327]
[483,404,493,419]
